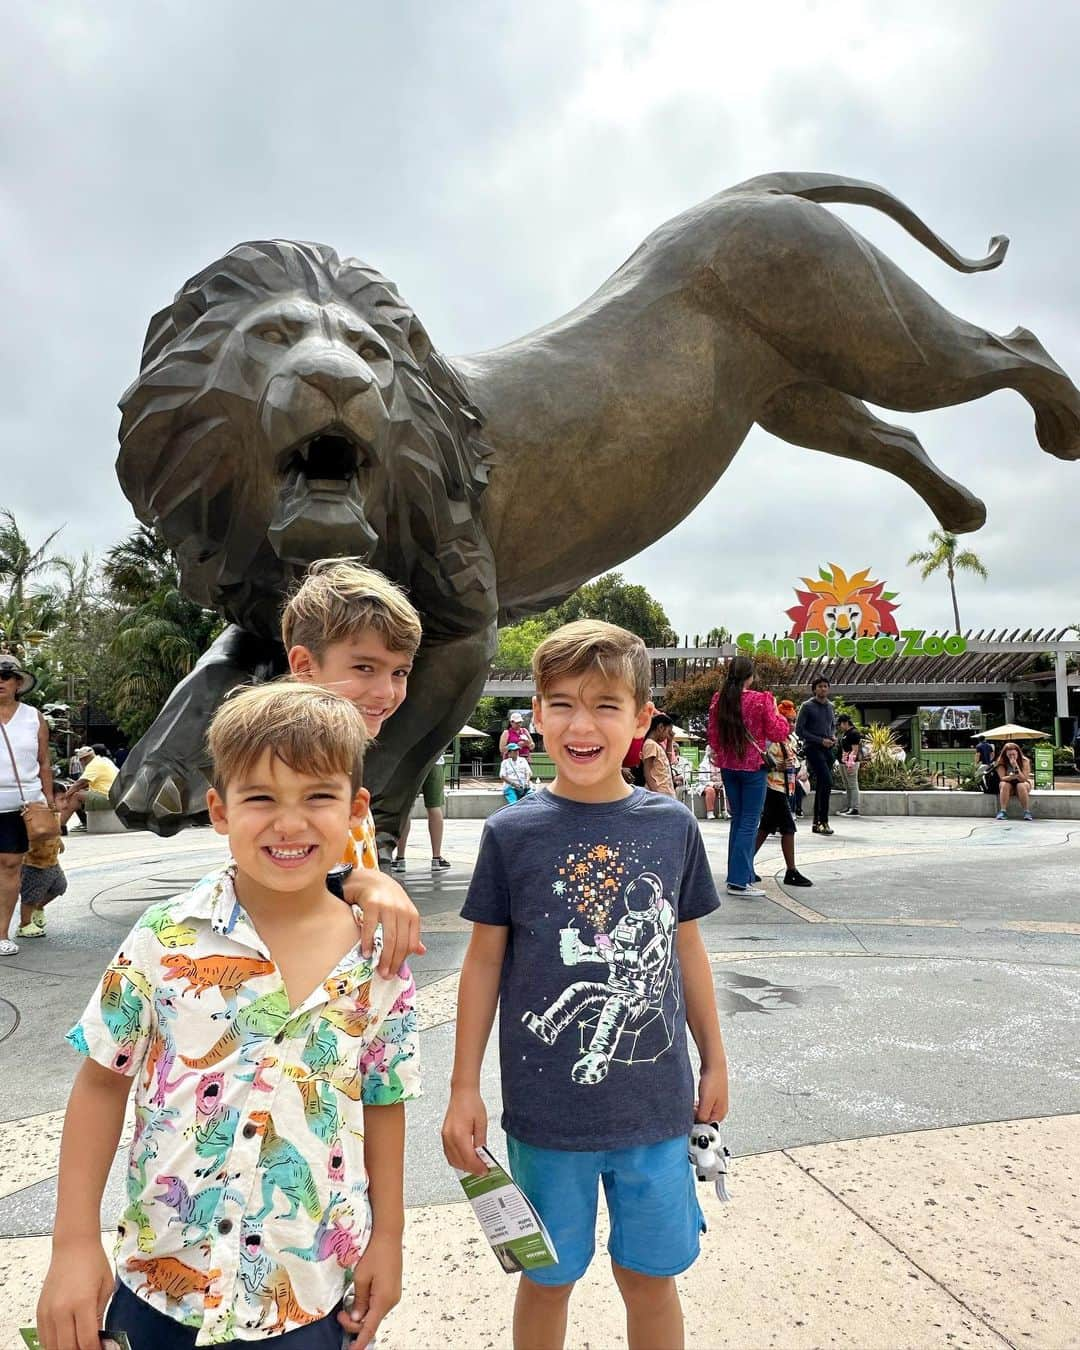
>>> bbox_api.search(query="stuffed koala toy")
[688,1122,731,1202]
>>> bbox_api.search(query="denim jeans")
[106,1278,345,1347]
[720,767,769,887]
[804,744,834,825]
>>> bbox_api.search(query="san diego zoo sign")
[737,563,968,666]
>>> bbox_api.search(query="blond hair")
[281,559,422,658]
[532,620,651,709]
[208,682,369,795]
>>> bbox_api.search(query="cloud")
[2,0,1078,642]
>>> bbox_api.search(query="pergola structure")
[484,628,1079,728]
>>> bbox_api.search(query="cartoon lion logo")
[786,564,900,639]
[117,240,496,642]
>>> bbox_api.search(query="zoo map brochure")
[456,1147,559,1274]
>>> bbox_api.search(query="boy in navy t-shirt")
[442,620,728,1349]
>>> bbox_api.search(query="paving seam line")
[779,1148,1019,1350]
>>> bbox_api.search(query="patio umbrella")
[457,724,487,738]
[671,725,699,741]
[974,724,1046,741]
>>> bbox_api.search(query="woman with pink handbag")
[0,655,56,955]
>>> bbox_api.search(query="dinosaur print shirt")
[67,863,420,1345]
[341,807,379,871]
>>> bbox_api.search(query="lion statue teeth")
[111,173,1080,843]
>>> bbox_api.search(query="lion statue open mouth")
[112,173,1080,840]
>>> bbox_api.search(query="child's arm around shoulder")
[677,920,729,1124]
[441,921,508,1176]
[37,1058,133,1350]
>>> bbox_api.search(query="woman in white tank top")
[0,656,53,955]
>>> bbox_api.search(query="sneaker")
[1023,811,1034,821]
[390,859,407,873]
[784,869,813,887]
[839,808,859,817]
[0,939,18,956]
[995,810,1006,820]
[752,873,761,883]
[432,856,451,870]
[726,883,767,897]
[819,824,834,835]
[16,924,43,939]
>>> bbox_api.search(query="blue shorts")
[507,1134,705,1285]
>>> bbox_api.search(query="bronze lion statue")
[113,171,1080,840]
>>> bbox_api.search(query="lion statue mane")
[119,241,497,644]
[112,172,1080,841]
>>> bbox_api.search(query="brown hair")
[532,620,650,708]
[712,654,754,756]
[208,682,369,794]
[280,559,422,659]
[994,741,1028,771]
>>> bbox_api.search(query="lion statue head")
[118,240,496,640]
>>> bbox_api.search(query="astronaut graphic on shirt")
[522,872,677,1085]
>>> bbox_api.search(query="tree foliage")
[0,513,220,745]
[108,585,219,740]
[493,617,552,670]
[492,572,679,671]
[553,572,678,647]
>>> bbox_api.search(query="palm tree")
[108,585,220,740]
[0,510,70,652]
[906,530,988,632]
[0,508,66,611]
[102,525,179,605]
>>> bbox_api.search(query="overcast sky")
[3,0,1079,641]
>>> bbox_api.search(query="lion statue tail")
[735,171,1009,273]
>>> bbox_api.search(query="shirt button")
[218,1219,233,1235]
[242,1123,257,1139]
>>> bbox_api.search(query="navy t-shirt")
[461,787,721,1151]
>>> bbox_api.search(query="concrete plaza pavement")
[0,808,1077,1348]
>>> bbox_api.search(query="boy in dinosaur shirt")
[282,559,426,979]
[39,683,419,1348]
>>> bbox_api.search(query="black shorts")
[760,789,796,837]
[0,810,28,855]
